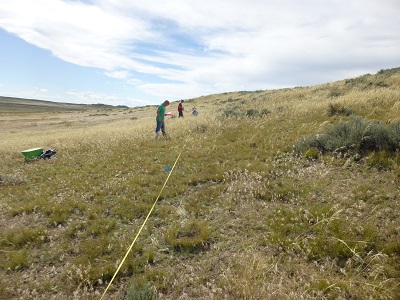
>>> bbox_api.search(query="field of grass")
[1,68,400,299]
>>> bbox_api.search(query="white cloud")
[0,1,156,70]
[0,0,399,104]
[104,70,130,80]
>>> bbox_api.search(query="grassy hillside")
[0,96,124,114]
[0,68,399,299]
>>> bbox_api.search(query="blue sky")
[0,0,399,107]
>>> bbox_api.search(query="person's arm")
[156,108,162,121]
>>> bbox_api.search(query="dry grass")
[1,68,400,299]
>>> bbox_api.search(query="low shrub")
[294,116,400,167]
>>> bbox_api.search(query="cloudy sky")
[0,0,399,107]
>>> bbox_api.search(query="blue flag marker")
[166,166,171,172]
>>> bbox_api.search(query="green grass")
[124,282,157,300]
[0,67,400,299]
[164,220,212,252]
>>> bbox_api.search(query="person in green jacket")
[155,100,170,139]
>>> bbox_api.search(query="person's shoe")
[154,132,159,139]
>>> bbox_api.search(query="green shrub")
[324,116,366,152]
[359,122,397,152]
[389,123,400,147]
[294,116,400,166]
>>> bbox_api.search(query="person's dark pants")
[179,111,183,117]
[156,121,166,135]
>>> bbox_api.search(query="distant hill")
[0,96,127,113]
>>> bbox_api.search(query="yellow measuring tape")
[100,147,184,299]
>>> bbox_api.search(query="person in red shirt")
[178,100,184,117]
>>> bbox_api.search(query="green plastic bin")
[21,147,44,160]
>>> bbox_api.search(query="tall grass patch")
[124,282,157,300]
[164,220,211,252]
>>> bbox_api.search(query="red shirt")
[178,103,183,112]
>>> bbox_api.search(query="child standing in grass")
[155,100,170,139]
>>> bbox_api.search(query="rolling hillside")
[0,68,399,300]
[0,96,126,114]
